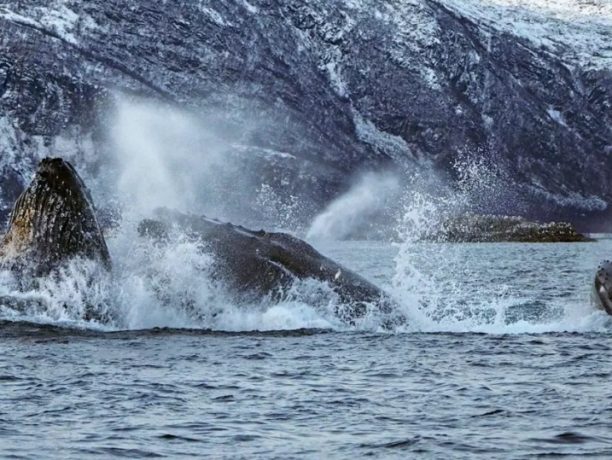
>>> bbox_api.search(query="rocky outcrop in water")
[0,1,610,228]
[432,214,592,243]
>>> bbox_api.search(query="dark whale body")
[139,209,399,323]
[593,260,612,315]
[0,158,110,276]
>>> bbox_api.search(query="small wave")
[0,319,333,339]
[528,431,611,445]
[360,437,421,449]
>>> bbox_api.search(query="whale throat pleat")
[0,158,110,274]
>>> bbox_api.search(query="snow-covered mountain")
[0,0,610,228]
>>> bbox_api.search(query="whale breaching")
[0,157,399,325]
[0,158,111,276]
[139,208,397,323]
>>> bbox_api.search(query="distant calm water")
[2,238,612,458]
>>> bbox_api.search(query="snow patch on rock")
[547,107,568,127]
[352,109,416,162]
[197,3,230,27]
[443,0,612,69]
[0,2,100,44]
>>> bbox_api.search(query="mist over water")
[112,100,213,214]
[306,172,401,241]
[109,98,249,221]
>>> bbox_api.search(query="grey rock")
[431,214,592,242]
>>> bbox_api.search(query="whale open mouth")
[594,260,612,315]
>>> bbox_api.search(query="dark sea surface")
[2,238,612,458]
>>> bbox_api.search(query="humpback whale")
[0,158,399,325]
[593,260,612,315]
[138,209,399,323]
[0,158,110,276]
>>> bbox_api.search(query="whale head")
[594,260,612,315]
[0,158,110,275]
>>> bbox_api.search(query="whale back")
[139,209,396,322]
[0,158,110,274]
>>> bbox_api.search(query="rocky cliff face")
[0,1,610,229]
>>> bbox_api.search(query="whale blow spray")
[307,172,400,241]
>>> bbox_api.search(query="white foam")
[389,161,612,335]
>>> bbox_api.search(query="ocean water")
[2,237,612,458]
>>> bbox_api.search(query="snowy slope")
[443,0,611,69]
[0,0,610,228]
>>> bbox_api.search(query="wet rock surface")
[432,214,593,243]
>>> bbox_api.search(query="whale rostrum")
[0,158,110,275]
[593,260,612,315]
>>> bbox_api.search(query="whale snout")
[36,158,88,197]
[38,157,75,177]
[594,260,612,315]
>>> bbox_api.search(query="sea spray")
[306,171,401,241]
[0,228,347,331]
[389,164,609,333]
[255,183,304,234]
[0,258,114,330]
[388,159,538,332]
[108,96,322,230]
[110,97,228,216]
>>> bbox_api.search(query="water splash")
[306,171,400,241]
[0,259,114,330]
[110,97,229,217]
[389,163,608,334]
[0,222,372,332]
[254,183,303,234]
[106,96,324,230]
